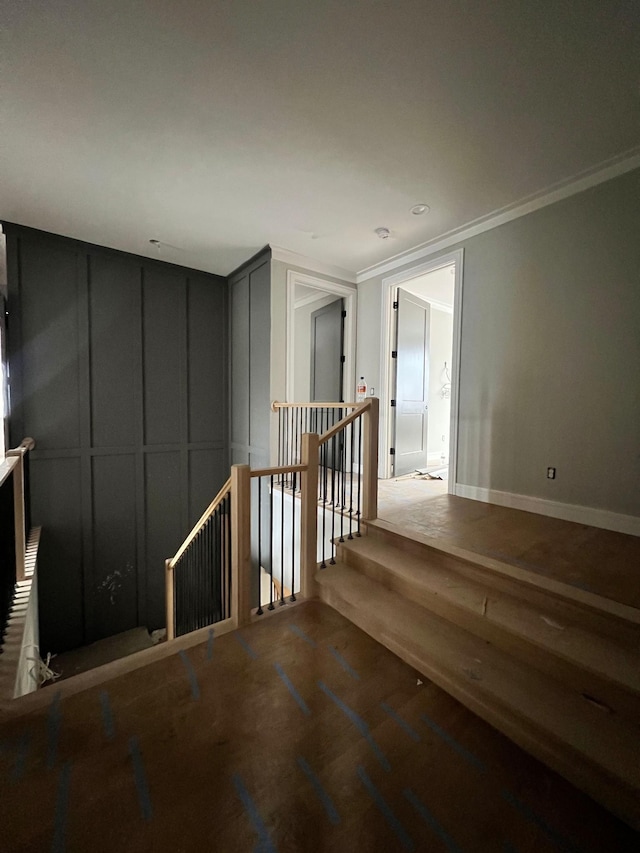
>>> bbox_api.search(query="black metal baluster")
[226,493,232,619]
[356,416,362,536]
[269,475,274,610]
[348,422,355,539]
[278,407,282,468]
[339,423,345,543]
[320,442,327,568]
[280,477,285,605]
[214,504,222,625]
[291,472,297,601]
[330,434,337,564]
[257,477,263,615]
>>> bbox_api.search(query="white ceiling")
[1,0,639,276]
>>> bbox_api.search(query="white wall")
[356,168,640,522]
[427,309,453,461]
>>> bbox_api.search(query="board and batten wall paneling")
[17,239,82,450]
[91,454,138,640]
[143,267,185,447]
[89,254,141,448]
[188,274,227,445]
[4,224,228,653]
[144,451,183,632]
[29,456,85,652]
[229,249,271,468]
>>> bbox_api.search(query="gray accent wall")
[229,250,272,470]
[357,168,640,517]
[5,225,228,653]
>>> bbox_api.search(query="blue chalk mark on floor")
[421,713,486,773]
[128,736,153,821]
[318,680,390,771]
[179,649,201,700]
[235,633,258,660]
[297,755,340,825]
[233,773,278,853]
[99,691,116,740]
[328,645,360,680]
[288,623,317,648]
[51,761,71,853]
[47,691,62,769]
[358,765,414,851]
[274,663,311,716]
[404,788,463,853]
[381,702,421,742]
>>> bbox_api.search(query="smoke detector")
[410,204,430,215]
[375,227,391,239]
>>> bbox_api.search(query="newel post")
[362,397,379,520]
[300,432,320,599]
[231,464,252,627]
[165,559,175,641]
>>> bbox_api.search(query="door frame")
[286,270,357,403]
[379,249,464,492]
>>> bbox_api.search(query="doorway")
[286,271,357,405]
[380,250,463,495]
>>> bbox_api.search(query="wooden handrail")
[3,438,34,583]
[271,400,358,411]
[250,464,306,478]
[6,437,36,454]
[169,476,231,568]
[319,399,371,445]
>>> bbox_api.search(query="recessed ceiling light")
[375,227,391,239]
[411,204,430,215]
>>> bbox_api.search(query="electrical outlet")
[547,467,556,479]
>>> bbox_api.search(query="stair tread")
[338,535,640,694]
[316,562,640,791]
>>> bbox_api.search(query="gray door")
[310,298,344,403]
[393,288,430,476]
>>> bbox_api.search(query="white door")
[393,288,430,476]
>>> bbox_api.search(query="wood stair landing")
[315,521,640,831]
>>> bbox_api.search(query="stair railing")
[165,399,379,640]
[165,477,232,640]
[1,437,35,641]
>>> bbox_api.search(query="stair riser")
[339,547,640,721]
[362,524,640,646]
[318,581,640,833]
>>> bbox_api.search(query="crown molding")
[356,147,640,283]
[270,245,357,284]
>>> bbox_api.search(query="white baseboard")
[453,484,640,537]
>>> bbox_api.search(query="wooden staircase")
[316,519,640,831]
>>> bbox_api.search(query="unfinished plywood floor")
[377,485,640,609]
[1,601,636,852]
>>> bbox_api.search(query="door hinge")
[391,350,397,359]
[390,399,396,407]
[389,447,396,455]
[341,309,347,318]
[393,301,398,309]
[340,355,346,363]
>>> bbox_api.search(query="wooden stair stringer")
[316,562,640,831]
